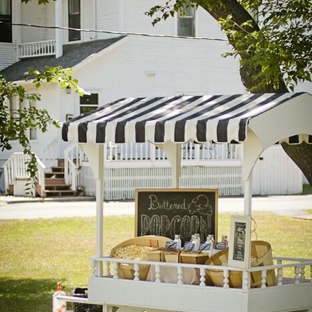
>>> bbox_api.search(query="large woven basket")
[110,235,171,280]
[205,240,276,288]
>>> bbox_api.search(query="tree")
[0,66,82,193]
[146,0,312,184]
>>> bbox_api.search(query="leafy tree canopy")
[146,0,312,92]
[0,66,83,193]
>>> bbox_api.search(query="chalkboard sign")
[135,189,218,244]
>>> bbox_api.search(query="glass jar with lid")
[191,233,200,251]
[174,234,182,249]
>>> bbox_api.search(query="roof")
[62,92,312,145]
[0,36,126,81]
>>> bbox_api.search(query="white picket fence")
[79,144,302,200]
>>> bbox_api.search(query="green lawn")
[0,212,311,312]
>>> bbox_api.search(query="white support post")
[55,0,63,58]
[155,142,181,188]
[80,143,104,276]
[244,174,252,216]
[171,144,181,188]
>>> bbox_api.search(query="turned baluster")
[177,266,183,285]
[105,260,111,276]
[155,265,161,283]
[223,269,229,288]
[134,263,140,281]
[261,270,267,288]
[113,262,119,279]
[199,267,206,286]
[90,260,96,277]
[294,266,300,285]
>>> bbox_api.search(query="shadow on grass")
[0,277,72,312]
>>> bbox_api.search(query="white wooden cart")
[61,93,312,312]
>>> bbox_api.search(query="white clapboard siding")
[252,145,302,195]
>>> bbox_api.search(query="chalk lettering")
[137,189,217,242]
[148,194,186,210]
[160,215,171,236]
[169,215,182,238]
[141,214,150,236]
[150,215,161,235]
[140,214,213,242]
[199,215,212,242]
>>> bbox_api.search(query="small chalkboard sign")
[135,188,218,244]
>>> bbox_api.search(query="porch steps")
[43,160,76,197]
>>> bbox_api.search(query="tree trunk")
[200,0,312,185]
[281,142,312,185]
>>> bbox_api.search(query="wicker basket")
[180,251,209,264]
[110,235,172,280]
[205,240,276,288]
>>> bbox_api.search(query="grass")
[0,213,311,312]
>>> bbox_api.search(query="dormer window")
[68,0,81,41]
[0,0,12,43]
[177,4,195,37]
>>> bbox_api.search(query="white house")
[0,0,310,198]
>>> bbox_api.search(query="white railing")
[40,137,60,172]
[64,143,86,191]
[2,152,46,196]
[19,40,56,58]
[91,256,312,289]
[105,142,242,162]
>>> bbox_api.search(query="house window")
[68,0,81,41]
[177,4,195,37]
[80,93,98,114]
[0,0,12,42]
[8,96,37,140]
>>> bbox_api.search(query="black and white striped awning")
[62,93,312,145]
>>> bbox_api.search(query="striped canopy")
[62,93,312,145]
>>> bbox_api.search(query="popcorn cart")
[60,93,312,312]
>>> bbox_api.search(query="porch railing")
[19,40,56,58]
[106,142,242,162]
[91,255,312,288]
[40,137,60,171]
[64,143,86,191]
[2,152,46,196]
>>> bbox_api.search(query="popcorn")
[111,245,158,260]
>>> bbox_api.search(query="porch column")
[242,131,264,216]
[55,0,63,58]
[243,174,252,216]
[156,142,181,188]
[80,143,104,276]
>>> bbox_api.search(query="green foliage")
[0,66,83,194]
[146,0,312,92]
